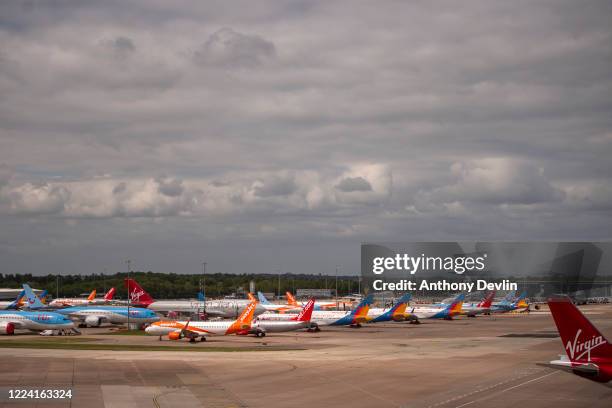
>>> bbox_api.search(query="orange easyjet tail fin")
[247,292,256,302]
[87,290,96,301]
[286,291,299,306]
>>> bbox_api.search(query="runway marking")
[452,371,558,408]
[418,368,555,408]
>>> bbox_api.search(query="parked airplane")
[460,291,496,317]
[547,295,612,383]
[286,292,339,310]
[367,294,412,323]
[56,306,159,327]
[0,310,75,334]
[145,301,260,342]
[490,290,528,313]
[411,294,465,320]
[125,278,266,318]
[235,294,374,329]
[49,288,116,308]
[252,298,316,333]
[255,292,305,313]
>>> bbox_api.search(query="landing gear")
[255,331,266,338]
[189,337,196,343]
[158,336,162,341]
[349,323,362,328]
[200,337,206,342]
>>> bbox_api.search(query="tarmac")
[0,305,611,407]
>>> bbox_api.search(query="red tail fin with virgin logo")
[548,296,611,362]
[292,298,315,322]
[124,278,154,306]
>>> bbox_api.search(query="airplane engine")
[0,322,15,335]
[84,316,101,327]
[168,331,182,341]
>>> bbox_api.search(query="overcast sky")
[0,1,611,276]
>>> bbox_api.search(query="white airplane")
[49,288,116,308]
[145,301,260,342]
[252,298,315,333]
[410,294,465,320]
[256,294,374,329]
[126,278,266,318]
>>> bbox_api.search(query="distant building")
[296,288,335,298]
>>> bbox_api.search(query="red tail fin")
[548,296,611,362]
[292,298,315,322]
[104,287,116,301]
[124,278,154,305]
[478,291,496,308]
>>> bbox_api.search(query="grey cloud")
[0,1,611,275]
[194,27,276,67]
[335,176,372,192]
[252,176,297,197]
[156,177,184,197]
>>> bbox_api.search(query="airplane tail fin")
[351,294,374,317]
[478,291,496,308]
[286,291,299,306]
[197,291,205,302]
[8,289,25,309]
[257,291,272,305]
[446,294,465,316]
[548,296,611,362]
[38,290,48,304]
[22,284,44,309]
[499,291,516,305]
[237,301,258,326]
[292,298,315,322]
[103,287,116,301]
[514,290,528,308]
[247,292,256,302]
[87,290,97,301]
[393,293,412,313]
[124,278,154,305]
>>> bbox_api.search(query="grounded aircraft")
[410,294,465,320]
[125,278,266,318]
[252,298,316,334]
[0,310,75,334]
[255,292,305,313]
[49,288,116,308]
[459,291,496,317]
[490,290,528,313]
[239,294,374,329]
[547,296,612,383]
[56,306,160,327]
[285,292,341,310]
[145,301,260,341]
[367,293,412,323]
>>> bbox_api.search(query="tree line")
[0,271,361,299]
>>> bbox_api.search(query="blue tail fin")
[390,293,412,312]
[499,291,516,306]
[257,291,271,305]
[22,284,44,309]
[7,289,25,309]
[349,294,374,316]
[197,291,205,302]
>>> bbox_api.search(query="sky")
[0,1,611,276]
